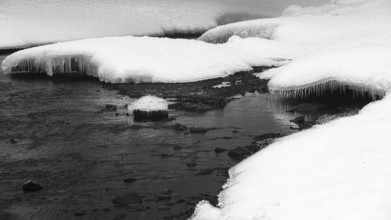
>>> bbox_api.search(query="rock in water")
[22,181,43,192]
[128,95,168,122]
[113,192,142,205]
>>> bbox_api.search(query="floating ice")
[0,36,285,83]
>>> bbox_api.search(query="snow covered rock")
[128,95,169,122]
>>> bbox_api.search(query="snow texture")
[128,95,168,112]
[0,36,284,83]
[0,0,290,50]
[192,1,391,220]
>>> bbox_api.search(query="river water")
[0,52,341,219]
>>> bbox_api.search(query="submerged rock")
[215,147,228,153]
[187,162,197,167]
[189,127,209,134]
[104,104,117,111]
[113,192,142,205]
[123,178,137,183]
[22,181,43,192]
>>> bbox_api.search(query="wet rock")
[214,147,227,154]
[158,195,171,201]
[22,181,43,192]
[227,147,248,161]
[244,145,260,154]
[133,110,168,122]
[160,153,171,158]
[172,123,187,131]
[298,121,315,130]
[290,116,305,124]
[114,214,127,220]
[196,169,214,176]
[189,127,208,134]
[252,133,283,142]
[104,104,117,111]
[74,211,86,217]
[112,192,142,205]
[158,205,171,211]
[160,189,172,195]
[123,178,137,183]
[186,162,197,167]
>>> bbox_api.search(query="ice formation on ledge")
[0,36,286,83]
[192,1,391,220]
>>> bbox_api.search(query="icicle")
[271,80,386,101]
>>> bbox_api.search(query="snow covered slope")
[192,0,391,219]
[0,36,285,83]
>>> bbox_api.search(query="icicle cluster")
[8,56,97,77]
[270,80,386,100]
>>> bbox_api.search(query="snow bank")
[192,1,391,219]
[0,36,285,83]
[128,95,168,112]
[193,95,391,220]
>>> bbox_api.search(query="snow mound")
[0,36,286,83]
[128,95,168,112]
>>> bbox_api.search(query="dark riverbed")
[0,53,370,220]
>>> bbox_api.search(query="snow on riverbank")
[0,36,286,83]
[192,0,391,219]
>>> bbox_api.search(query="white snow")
[0,36,285,83]
[192,0,391,220]
[0,0,300,50]
[127,95,168,112]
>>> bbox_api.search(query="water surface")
[0,53,298,220]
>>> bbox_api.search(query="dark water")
[0,53,332,220]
